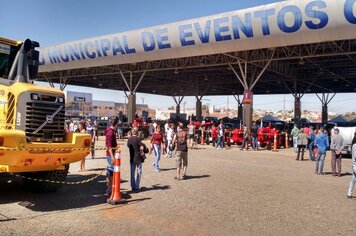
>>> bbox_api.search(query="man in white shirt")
[165,123,175,158]
[69,119,74,132]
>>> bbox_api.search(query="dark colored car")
[96,120,109,136]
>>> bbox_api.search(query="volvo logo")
[32,105,63,135]
[46,115,54,124]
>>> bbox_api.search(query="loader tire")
[23,164,69,192]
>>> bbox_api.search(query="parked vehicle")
[96,119,109,136]
[338,127,356,155]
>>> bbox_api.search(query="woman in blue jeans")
[313,128,329,175]
[150,125,164,172]
[347,134,356,198]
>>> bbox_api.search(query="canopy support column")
[119,71,146,123]
[59,77,69,91]
[316,92,336,125]
[195,95,203,121]
[228,49,275,128]
[46,78,55,88]
[173,96,184,114]
[283,79,305,128]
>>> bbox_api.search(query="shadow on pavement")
[191,147,207,150]
[184,175,211,180]
[132,184,171,193]
[0,173,129,212]
[320,172,352,177]
[89,157,108,160]
[159,168,176,172]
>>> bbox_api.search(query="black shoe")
[174,177,180,181]
[181,175,186,180]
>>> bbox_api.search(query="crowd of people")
[104,118,189,196]
[100,117,356,199]
[290,124,356,198]
[65,119,97,171]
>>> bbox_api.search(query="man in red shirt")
[105,117,119,196]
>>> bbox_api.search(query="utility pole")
[183,101,186,113]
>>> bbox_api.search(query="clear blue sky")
[1,0,355,113]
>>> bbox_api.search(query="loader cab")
[0,37,21,79]
[0,37,40,82]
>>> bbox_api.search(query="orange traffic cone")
[285,133,289,148]
[272,133,278,152]
[107,150,124,205]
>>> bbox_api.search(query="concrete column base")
[242,91,253,128]
[294,98,301,127]
[128,94,136,124]
[176,105,180,114]
[322,105,328,125]
[196,100,202,120]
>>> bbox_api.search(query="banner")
[38,0,356,72]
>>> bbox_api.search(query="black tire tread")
[23,164,69,192]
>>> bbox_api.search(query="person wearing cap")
[330,128,345,177]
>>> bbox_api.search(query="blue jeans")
[309,144,315,161]
[347,166,356,196]
[251,136,258,150]
[315,153,326,174]
[106,156,114,176]
[153,144,161,171]
[293,136,298,153]
[217,136,224,148]
[130,162,142,191]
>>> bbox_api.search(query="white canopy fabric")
[38,0,356,72]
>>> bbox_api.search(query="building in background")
[66,91,93,118]
[65,91,155,119]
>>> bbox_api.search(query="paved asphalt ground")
[1,137,356,235]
